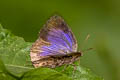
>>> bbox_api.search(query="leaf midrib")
[5,64,34,70]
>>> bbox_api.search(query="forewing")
[30,15,77,62]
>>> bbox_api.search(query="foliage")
[0,25,103,80]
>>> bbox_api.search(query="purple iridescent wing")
[30,15,77,62]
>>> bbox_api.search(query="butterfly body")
[30,15,82,68]
[32,52,81,68]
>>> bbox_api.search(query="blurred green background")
[0,0,120,80]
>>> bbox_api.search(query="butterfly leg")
[78,58,80,66]
[61,64,69,72]
[71,64,77,77]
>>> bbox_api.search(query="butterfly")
[30,15,82,68]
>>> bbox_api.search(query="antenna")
[77,34,93,66]
[81,34,90,50]
[80,34,93,52]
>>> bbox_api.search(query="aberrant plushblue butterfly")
[30,15,82,68]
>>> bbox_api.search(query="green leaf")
[21,68,72,80]
[0,24,33,76]
[0,58,17,80]
[0,24,103,80]
[55,64,103,80]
